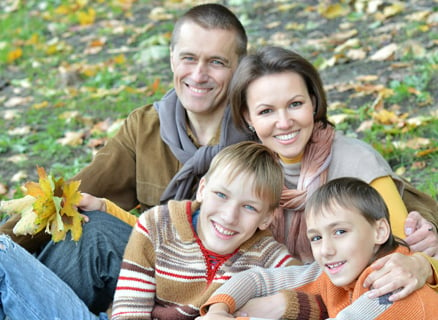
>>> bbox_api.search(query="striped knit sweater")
[201,246,438,320]
[111,200,303,320]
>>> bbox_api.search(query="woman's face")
[245,72,315,159]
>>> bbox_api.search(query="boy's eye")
[335,229,346,236]
[243,204,257,212]
[310,235,321,242]
[215,192,227,199]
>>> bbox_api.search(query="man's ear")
[196,176,206,203]
[374,218,391,245]
[169,47,175,73]
[258,213,274,231]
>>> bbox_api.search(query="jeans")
[35,210,133,314]
[0,235,108,320]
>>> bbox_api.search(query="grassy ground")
[0,0,437,201]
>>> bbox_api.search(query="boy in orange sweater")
[199,177,438,319]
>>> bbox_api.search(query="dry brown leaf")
[7,154,28,163]
[356,75,379,82]
[416,148,438,158]
[320,3,350,19]
[5,96,33,108]
[346,48,367,60]
[370,43,398,61]
[356,120,374,132]
[57,131,84,146]
[8,126,31,136]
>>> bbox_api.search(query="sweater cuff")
[415,252,438,290]
[199,294,237,316]
[280,290,328,320]
[104,199,138,226]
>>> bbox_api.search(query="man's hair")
[204,141,283,211]
[305,177,408,258]
[170,3,247,60]
[229,46,332,132]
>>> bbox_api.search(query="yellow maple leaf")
[7,167,83,242]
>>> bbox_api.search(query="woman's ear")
[243,110,252,127]
[196,176,206,203]
[374,218,391,245]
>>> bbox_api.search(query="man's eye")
[211,59,225,66]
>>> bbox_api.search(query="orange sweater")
[201,247,438,319]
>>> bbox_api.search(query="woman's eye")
[335,229,346,236]
[259,109,272,115]
[310,235,321,242]
[289,101,302,108]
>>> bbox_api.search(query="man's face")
[170,22,240,116]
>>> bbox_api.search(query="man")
[0,3,252,314]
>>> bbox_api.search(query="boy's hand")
[77,193,106,212]
[196,303,235,320]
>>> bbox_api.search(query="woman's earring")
[248,125,255,132]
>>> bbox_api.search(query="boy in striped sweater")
[199,177,438,319]
[109,141,326,319]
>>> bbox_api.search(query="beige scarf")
[271,123,336,262]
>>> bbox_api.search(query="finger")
[404,211,421,236]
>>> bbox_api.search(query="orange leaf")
[7,48,22,63]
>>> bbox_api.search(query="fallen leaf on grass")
[370,43,398,61]
[57,131,84,146]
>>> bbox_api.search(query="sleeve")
[73,108,142,211]
[326,292,393,319]
[370,176,408,238]
[111,210,157,320]
[104,199,138,227]
[415,252,438,291]
[200,263,322,316]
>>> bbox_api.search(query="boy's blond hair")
[204,141,283,211]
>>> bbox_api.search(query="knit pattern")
[111,200,298,320]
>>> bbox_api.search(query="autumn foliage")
[0,167,83,242]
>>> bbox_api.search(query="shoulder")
[329,132,394,183]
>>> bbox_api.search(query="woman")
[226,46,438,318]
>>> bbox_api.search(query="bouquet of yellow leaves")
[0,167,83,242]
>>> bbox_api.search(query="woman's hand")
[404,211,438,258]
[363,252,431,301]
